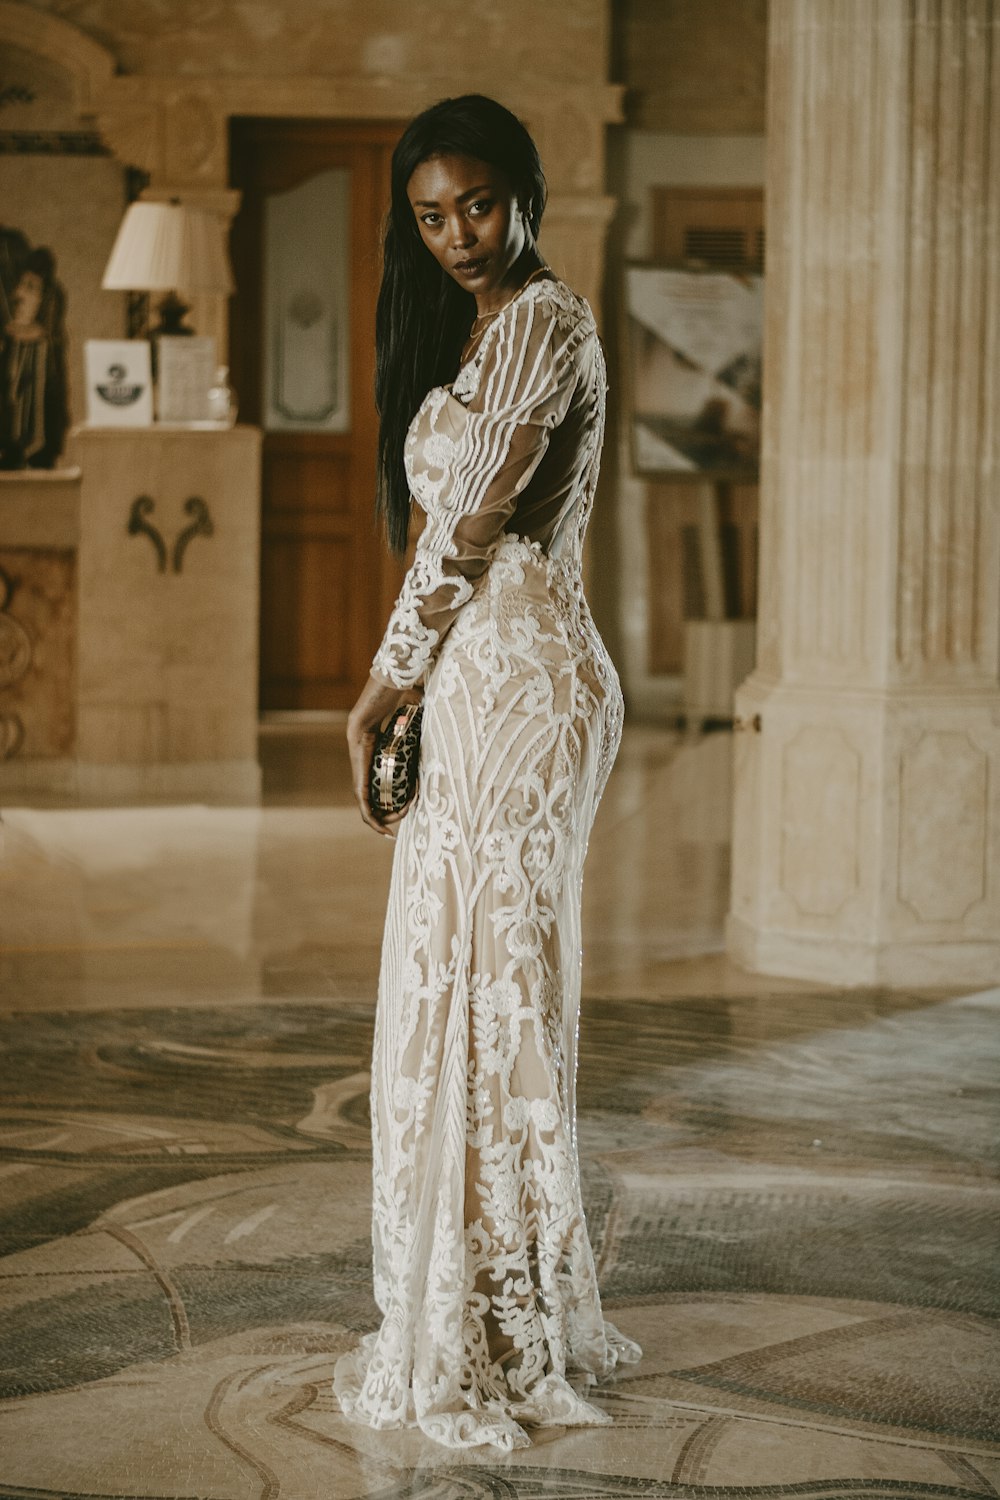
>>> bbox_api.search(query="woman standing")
[338,94,640,1452]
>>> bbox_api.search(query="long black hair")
[375,94,547,553]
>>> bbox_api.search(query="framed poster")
[624,263,762,479]
[0,227,70,468]
[84,339,153,427]
[157,335,216,422]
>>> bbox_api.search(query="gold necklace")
[466,264,551,342]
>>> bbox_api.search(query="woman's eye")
[420,213,443,227]
[470,200,492,216]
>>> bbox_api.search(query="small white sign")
[85,340,153,426]
[157,335,216,423]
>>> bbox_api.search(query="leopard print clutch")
[369,702,423,818]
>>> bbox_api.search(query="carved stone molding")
[0,1,114,115]
[1,2,624,201]
[729,681,1000,984]
[897,731,989,925]
[0,614,31,690]
[0,565,32,694]
[0,129,110,154]
[0,549,75,763]
[95,73,624,197]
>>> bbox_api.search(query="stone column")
[727,0,1000,986]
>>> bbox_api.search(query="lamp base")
[151,290,194,338]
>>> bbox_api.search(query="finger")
[379,804,410,828]
[351,758,396,837]
[365,810,394,838]
[353,777,383,831]
[355,788,391,837]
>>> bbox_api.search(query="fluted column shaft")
[728,0,1000,986]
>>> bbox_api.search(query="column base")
[726,673,1000,990]
[727,911,1000,989]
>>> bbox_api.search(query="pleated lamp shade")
[102,201,234,295]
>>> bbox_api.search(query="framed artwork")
[157,335,216,422]
[624,263,763,480]
[84,339,153,426]
[0,227,70,469]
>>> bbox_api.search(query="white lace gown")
[333,278,641,1452]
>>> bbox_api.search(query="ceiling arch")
[0,1,116,115]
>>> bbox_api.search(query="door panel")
[264,446,352,517]
[263,168,351,434]
[229,118,402,710]
[261,537,353,692]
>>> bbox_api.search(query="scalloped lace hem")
[333,1320,641,1452]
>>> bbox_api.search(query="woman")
[338,94,640,1453]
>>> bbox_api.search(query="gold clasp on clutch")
[375,702,422,812]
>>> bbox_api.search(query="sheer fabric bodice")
[370,278,607,690]
[334,277,640,1452]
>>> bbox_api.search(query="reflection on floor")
[0,724,997,1500]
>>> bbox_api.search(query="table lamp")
[102,200,234,338]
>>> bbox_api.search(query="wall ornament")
[126,494,216,574]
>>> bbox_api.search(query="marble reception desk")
[0,426,262,799]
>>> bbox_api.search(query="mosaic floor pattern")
[0,727,997,1499]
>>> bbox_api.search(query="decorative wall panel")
[263,169,350,434]
[779,726,861,919]
[0,547,75,758]
[898,731,988,924]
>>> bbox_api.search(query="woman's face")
[12,270,44,328]
[406,153,530,313]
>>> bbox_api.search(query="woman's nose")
[449,217,476,249]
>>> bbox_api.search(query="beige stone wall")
[17,0,609,84]
[0,41,127,426]
[615,133,766,260]
[619,0,767,134]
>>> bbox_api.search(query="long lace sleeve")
[371,291,583,689]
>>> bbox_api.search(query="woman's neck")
[472,248,546,319]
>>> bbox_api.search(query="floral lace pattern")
[336,280,640,1451]
[371,281,601,691]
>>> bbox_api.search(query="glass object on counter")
[207,365,238,427]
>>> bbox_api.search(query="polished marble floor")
[0,724,997,1500]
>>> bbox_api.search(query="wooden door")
[229,118,402,710]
